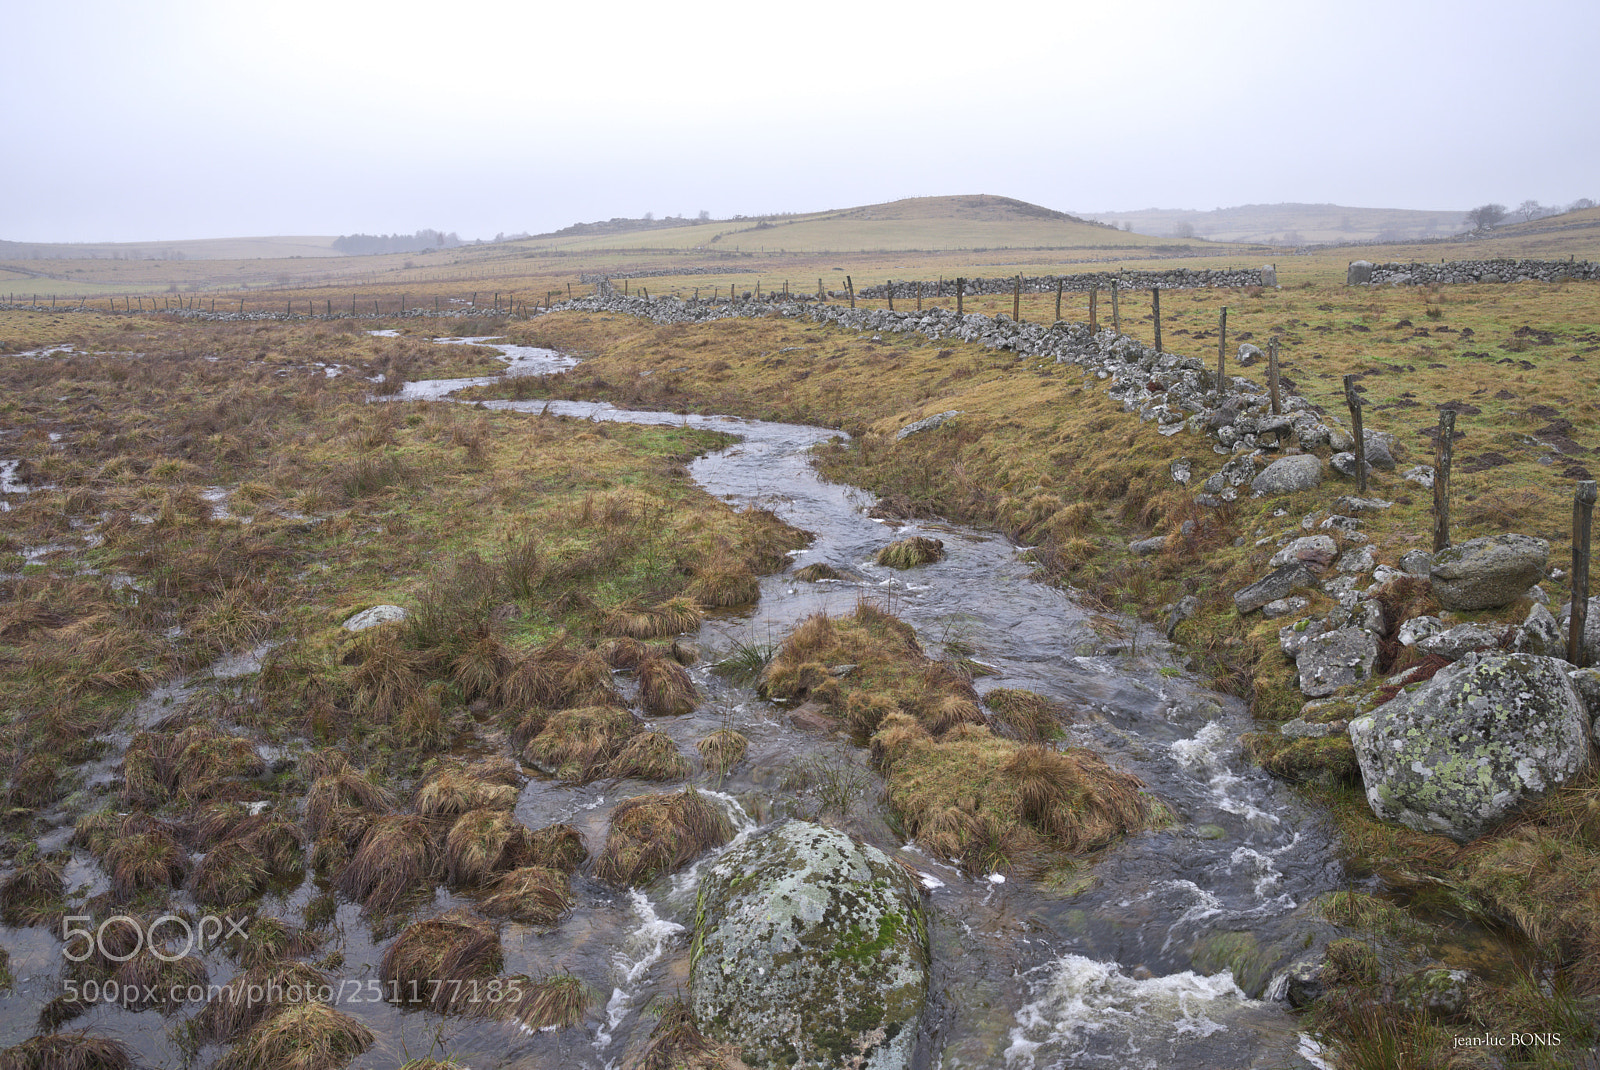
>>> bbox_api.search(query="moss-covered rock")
[1349,652,1591,842]
[690,821,928,1070]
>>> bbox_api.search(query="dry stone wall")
[1352,258,1600,286]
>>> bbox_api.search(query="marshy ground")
[2,270,1599,1069]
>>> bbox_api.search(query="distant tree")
[1570,197,1597,212]
[1464,204,1507,230]
[1516,199,1543,222]
[697,209,711,221]
[1282,230,1305,246]
[1171,221,1196,239]
[643,212,654,221]
[1121,221,1132,232]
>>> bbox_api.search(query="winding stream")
[405,339,1346,1068]
[0,335,1346,1069]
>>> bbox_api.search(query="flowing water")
[0,336,1346,1069]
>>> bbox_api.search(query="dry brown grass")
[636,654,699,717]
[605,732,693,781]
[335,814,441,915]
[522,704,639,782]
[444,808,533,887]
[214,1000,374,1070]
[594,788,734,886]
[380,909,503,1015]
[479,865,574,925]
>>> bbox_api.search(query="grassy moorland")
[0,309,825,1065]
[5,195,1600,1067]
[465,264,1600,1065]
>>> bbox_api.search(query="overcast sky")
[4,0,1596,243]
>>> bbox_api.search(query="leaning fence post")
[1433,408,1455,551]
[1267,336,1281,416]
[1572,480,1597,667]
[846,276,855,309]
[1216,307,1228,394]
[1151,287,1162,353]
[1345,374,1367,494]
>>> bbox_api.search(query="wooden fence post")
[1216,307,1228,394]
[1572,480,1597,667]
[887,281,893,311]
[568,283,572,300]
[817,278,824,301]
[1267,336,1281,416]
[1151,288,1162,353]
[1089,285,1098,334]
[1345,374,1367,495]
[1433,408,1455,551]
[847,276,855,309]
[1055,278,1063,322]
[956,277,964,317]
[1110,280,1119,335]
[1013,275,1022,322]
[916,281,922,311]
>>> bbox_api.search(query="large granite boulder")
[1251,454,1323,496]
[1348,653,1591,842]
[1429,534,1548,611]
[690,821,929,1070]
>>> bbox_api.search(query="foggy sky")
[4,0,1597,244]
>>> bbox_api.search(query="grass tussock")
[444,808,532,887]
[524,823,589,873]
[413,757,520,818]
[334,814,441,916]
[503,973,591,1032]
[696,729,748,774]
[630,996,747,1070]
[0,1032,135,1070]
[603,596,705,639]
[792,562,845,582]
[0,855,66,928]
[875,535,946,569]
[380,908,502,1015]
[594,788,735,886]
[881,729,1150,874]
[479,865,574,925]
[214,1000,374,1070]
[522,704,639,782]
[636,654,699,717]
[605,732,693,781]
[984,688,1068,742]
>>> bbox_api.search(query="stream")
[0,336,1346,1069]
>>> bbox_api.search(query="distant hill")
[519,195,1190,254]
[0,235,342,261]
[1080,203,1471,245]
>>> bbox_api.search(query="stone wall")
[854,265,1275,299]
[1353,258,1600,286]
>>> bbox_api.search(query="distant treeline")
[331,229,462,255]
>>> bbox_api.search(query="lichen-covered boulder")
[690,821,928,1070]
[1349,653,1591,842]
[1429,534,1548,611]
[1296,627,1379,697]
